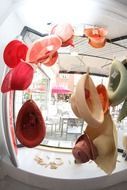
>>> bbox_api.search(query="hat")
[15,100,46,148]
[84,27,108,38]
[50,23,74,47]
[70,73,104,127]
[72,133,98,163]
[40,51,58,66]
[84,27,107,48]
[1,61,34,93]
[85,111,117,174]
[96,84,109,113]
[26,35,62,64]
[88,37,106,48]
[107,59,127,106]
[3,40,28,68]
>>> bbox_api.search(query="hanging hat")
[84,27,107,48]
[50,23,74,47]
[3,40,28,68]
[1,61,34,93]
[84,27,108,38]
[40,51,58,66]
[85,111,117,174]
[96,84,109,113]
[107,59,127,106]
[70,73,104,126]
[26,35,62,64]
[15,100,46,148]
[72,133,98,163]
[88,37,106,48]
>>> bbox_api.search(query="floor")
[0,176,127,190]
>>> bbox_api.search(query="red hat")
[1,61,34,93]
[26,35,62,64]
[15,100,46,148]
[72,133,98,163]
[50,23,74,47]
[3,40,28,68]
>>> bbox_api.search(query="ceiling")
[15,0,127,76]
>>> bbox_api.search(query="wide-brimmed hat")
[40,51,58,66]
[26,35,62,65]
[70,73,104,127]
[50,23,74,47]
[15,99,46,148]
[107,59,127,106]
[1,61,34,93]
[96,84,109,113]
[85,111,117,174]
[3,40,28,68]
[117,98,127,122]
[72,133,98,163]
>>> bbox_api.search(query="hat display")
[3,40,28,68]
[26,35,62,64]
[72,133,98,163]
[50,23,74,47]
[96,84,109,113]
[85,111,117,174]
[107,59,127,106]
[15,99,46,148]
[1,61,34,93]
[71,73,104,127]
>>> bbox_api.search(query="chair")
[66,118,84,139]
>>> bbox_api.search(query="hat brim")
[73,73,104,126]
[85,111,117,174]
[108,59,127,106]
[1,61,34,93]
[3,40,28,68]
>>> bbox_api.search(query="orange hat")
[96,84,109,113]
[15,100,46,148]
[84,27,107,48]
[3,40,28,68]
[1,61,34,93]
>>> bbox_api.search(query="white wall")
[0,11,24,164]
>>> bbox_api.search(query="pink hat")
[40,51,58,66]
[50,23,74,47]
[3,40,28,68]
[15,100,46,148]
[26,35,62,64]
[1,61,34,93]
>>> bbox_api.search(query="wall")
[0,10,24,165]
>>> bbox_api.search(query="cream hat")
[85,111,117,174]
[70,73,104,127]
[108,59,127,106]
